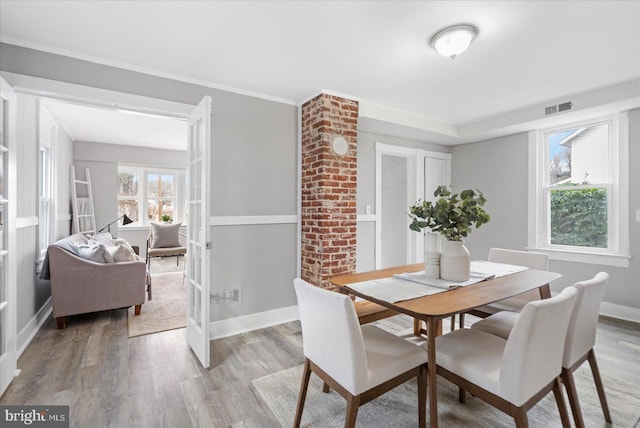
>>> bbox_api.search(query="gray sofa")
[47,233,147,328]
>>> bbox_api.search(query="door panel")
[186,96,211,368]
[0,77,17,396]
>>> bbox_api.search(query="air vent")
[558,101,573,112]
[545,101,573,116]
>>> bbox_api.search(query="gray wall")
[451,109,640,310]
[1,42,299,325]
[14,94,73,337]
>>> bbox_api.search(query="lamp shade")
[121,214,134,226]
[429,24,478,59]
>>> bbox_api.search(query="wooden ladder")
[70,166,96,235]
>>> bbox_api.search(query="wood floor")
[1,310,638,427]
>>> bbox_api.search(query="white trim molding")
[209,215,297,226]
[600,301,640,324]
[209,305,299,340]
[17,298,53,357]
[16,216,38,229]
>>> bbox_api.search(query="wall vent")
[545,101,573,116]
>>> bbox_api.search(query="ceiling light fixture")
[428,24,478,59]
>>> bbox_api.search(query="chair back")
[563,272,608,368]
[293,278,368,394]
[500,286,577,406]
[488,248,549,270]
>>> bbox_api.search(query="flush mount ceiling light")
[428,24,479,59]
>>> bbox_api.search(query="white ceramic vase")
[424,233,440,278]
[440,240,470,282]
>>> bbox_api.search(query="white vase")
[424,233,440,278]
[440,240,470,282]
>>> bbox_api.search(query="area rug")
[127,271,186,337]
[253,362,639,427]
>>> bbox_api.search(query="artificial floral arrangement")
[409,185,490,241]
[160,214,172,222]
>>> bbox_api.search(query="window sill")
[526,247,630,268]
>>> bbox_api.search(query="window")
[38,147,52,258]
[118,166,186,226]
[37,102,57,261]
[528,113,629,267]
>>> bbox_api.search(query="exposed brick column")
[301,93,358,288]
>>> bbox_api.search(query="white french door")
[0,77,18,396]
[186,96,212,368]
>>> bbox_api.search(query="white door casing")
[375,143,451,268]
[0,77,18,396]
[186,96,212,368]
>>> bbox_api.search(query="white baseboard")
[599,301,640,324]
[209,305,299,340]
[17,297,53,357]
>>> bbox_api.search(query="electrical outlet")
[211,287,241,304]
[365,205,371,215]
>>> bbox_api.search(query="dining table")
[330,262,561,428]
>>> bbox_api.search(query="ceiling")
[1,1,639,148]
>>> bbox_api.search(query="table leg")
[538,283,551,299]
[427,317,438,428]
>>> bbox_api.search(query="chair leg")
[513,407,529,428]
[134,305,141,315]
[459,312,465,329]
[322,382,330,393]
[449,315,455,331]
[553,377,571,428]
[417,366,427,428]
[344,394,361,428]
[562,368,585,428]
[293,359,312,428]
[587,349,612,423]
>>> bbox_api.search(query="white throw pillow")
[150,222,182,248]
[106,244,137,262]
[76,243,109,263]
[111,238,137,257]
[89,232,116,247]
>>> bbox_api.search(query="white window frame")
[527,112,630,267]
[118,165,187,227]
[37,102,57,261]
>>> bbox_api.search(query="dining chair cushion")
[436,287,576,407]
[294,278,427,396]
[150,222,182,248]
[436,328,506,396]
[470,310,518,339]
[360,325,428,394]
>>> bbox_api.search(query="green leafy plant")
[409,185,490,241]
[160,214,172,222]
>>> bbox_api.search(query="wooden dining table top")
[330,263,562,320]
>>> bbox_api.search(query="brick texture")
[301,94,358,288]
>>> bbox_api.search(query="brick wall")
[301,93,358,288]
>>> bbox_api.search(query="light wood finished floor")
[1,310,638,427]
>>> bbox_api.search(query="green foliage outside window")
[550,187,607,248]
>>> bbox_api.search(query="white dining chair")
[453,248,549,330]
[434,286,577,428]
[471,272,611,428]
[293,278,428,428]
